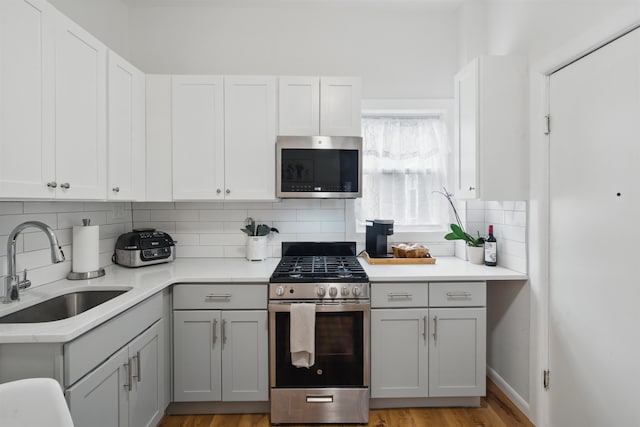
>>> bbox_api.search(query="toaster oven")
[113,228,176,268]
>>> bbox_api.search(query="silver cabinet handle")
[112,186,120,193]
[47,181,57,188]
[221,319,227,346]
[387,292,412,298]
[225,189,230,194]
[432,315,438,342]
[446,291,472,298]
[135,351,141,383]
[212,318,218,346]
[423,316,428,341]
[124,358,133,391]
[468,186,476,191]
[216,189,221,194]
[205,293,232,301]
[60,182,70,189]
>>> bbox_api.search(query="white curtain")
[355,115,448,230]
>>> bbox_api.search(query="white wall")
[128,3,459,98]
[47,0,131,60]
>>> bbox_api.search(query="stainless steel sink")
[0,290,130,324]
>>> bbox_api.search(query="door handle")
[124,358,133,391]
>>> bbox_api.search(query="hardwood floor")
[159,379,534,427]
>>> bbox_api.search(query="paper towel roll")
[72,225,100,273]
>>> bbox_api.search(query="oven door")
[269,301,370,389]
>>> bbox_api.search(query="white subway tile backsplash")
[133,210,151,222]
[174,202,224,210]
[276,199,322,209]
[200,233,246,246]
[134,222,176,232]
[132,202,175,210]
[57,211,108,229]
[23,228,72,252]
[149,209,199,222]
[321,221,346,233]
[223,201,277,210]
[199,209,248,222]
[175,245,224,258]
[297,209,343,221]
[176,221,224,234]
[485,209,505,225]
[0,202,23,215]
[247,209,297,222]
[505,210,527,227]
[171,233,200,246]
[24,201,84,214]
[0,213,58,235]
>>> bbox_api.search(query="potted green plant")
[436,188,485,264]
[241,217,279,261]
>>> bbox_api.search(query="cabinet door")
[145,75,173,201]
[54,12,107,199]
[0,0,56,198]
[429,308,486,397]
[221,310,268,401]
[224,76,276,200]
[370,308,428,398]
[173,310,222,401]
[107,50,146,201]
[278,76,320,136]
[172,75,224,200]
[66,345,129,427]
[320,77,362,137]
[129,320,163,427]
[454,59,479,200]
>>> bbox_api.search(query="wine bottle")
[485,225,497,266]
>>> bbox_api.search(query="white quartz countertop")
[0,257,526,344]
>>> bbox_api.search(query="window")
[347,100,452,240]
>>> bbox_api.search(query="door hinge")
[543,369,550,390]
[544,115,551,135]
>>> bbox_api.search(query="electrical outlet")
[112,203,126,220]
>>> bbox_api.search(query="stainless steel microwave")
[276,136,363,198]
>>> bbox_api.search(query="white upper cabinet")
[278,76,320,135]
[107,50,146,201]
[145,75,173,202]
[54,12,107,200]
[224,76,277,200]
[453,56,527,200]
[172,75,225,200]
[279,76,361,137]
[0,0,56,198]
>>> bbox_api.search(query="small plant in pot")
[436,188,486,264]
[241,217,279,261]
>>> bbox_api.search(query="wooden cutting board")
[362,251,436,265]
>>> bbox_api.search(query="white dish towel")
[290,303,316,368]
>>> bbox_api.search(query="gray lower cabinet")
[66,319,164,427]
[370,281,486,400]
[172,283,268,403]
[370,308,428,398]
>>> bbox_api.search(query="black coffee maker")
[365,219,394,258]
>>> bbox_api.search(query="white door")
[107,50,145,201]
[224,76,277,200]
[221,310,268,401]
[548,27,640,426]
[66,345,129,427]
[54,12,107,199]
[172,75,224,200]
[0,0,56,198]
[454,59,478,200]
[129,320,162,427]
[428,308,486,397]
[278,76,320,136]
[370,308,428,398]
[173,310,222,401]
[319,77,362,137]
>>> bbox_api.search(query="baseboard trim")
[486,367,531,419]
[166,401,270,415]
[371,396,481,409]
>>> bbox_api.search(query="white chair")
[0,378,74,427]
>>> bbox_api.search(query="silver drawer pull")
[307,395,333,403]
[446,291,472,298]
[205,293,232,300]
[387,292,412,298]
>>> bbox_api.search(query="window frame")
[346,98,454,243]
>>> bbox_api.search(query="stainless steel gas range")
[268,242,370,425]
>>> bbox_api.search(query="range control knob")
[329,287,338,297]
[275,286,285,297]
[341,286,350,296]
[352,286,362,297]
[316,286,326,297]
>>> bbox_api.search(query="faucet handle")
[18,269,31,290]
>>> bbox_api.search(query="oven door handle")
[268,302,370,313]
[306,395,334,403]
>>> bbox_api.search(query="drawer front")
[173,283,267,310]
[371,282,428,308]
[429,282,486,307]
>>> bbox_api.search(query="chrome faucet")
[3,221,65,303]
